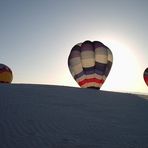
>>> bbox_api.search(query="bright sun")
[65,38,146,93]
[102,41,141,93]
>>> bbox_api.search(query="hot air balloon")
[0,63,13,83]
[68,40,113,89]
[144,68,148,86]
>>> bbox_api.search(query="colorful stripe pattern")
[0,64,13,83]
[144,68,148,86]
[68,40,113,89]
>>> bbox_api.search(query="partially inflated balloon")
[0,64,13,83]
[68,40,113,89]
[144,68,148,86]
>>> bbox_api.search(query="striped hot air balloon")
[68,40,113,89]
[0,63,13,83]
[144,68,148,87]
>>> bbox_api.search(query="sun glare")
[65,36,147,93]
[102,41,141,93]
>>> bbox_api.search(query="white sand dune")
[0,84,148,148]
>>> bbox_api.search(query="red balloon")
[144,68,148,86]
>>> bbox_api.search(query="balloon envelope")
[0,63,13,83]
[68,40,113,89]
[144,68,148,86]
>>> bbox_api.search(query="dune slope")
[0,84,148,148]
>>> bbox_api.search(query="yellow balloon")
[0,64,13,83]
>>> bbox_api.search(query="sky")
[0,0,148,94]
